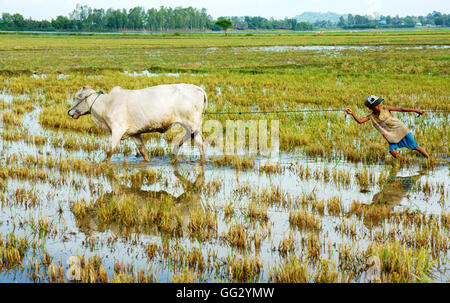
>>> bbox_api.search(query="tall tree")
[215,18,232,33]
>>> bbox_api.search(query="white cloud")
[366,0,382,16]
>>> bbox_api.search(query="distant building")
[379,19,387,24]
[234,23,248,30]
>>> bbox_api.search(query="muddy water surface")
[0,92,448,282]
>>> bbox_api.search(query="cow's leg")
[173,124,191,157]
[132,134,150,162]
[193,130,206,163]
[104,127,127,162]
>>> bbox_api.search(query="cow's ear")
[83,85,91,90]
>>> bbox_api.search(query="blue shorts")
[389,132,418,152]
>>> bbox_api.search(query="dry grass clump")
[0,232,29,272]
[148,146,167,157]
[304,233,322,262]
[1,111,23,125]
[335,219,358,239]
[223,201,235,220]
[365,240,436,282]
[75,255,108,283]
[347,199,401,227]
[252,232,263,250]
[188,209,217,240]
[0,165,49,182]
[222,222,250,249]
[327,196,343,217]
[246,200,268,222]
[145,243,159,261]
[226,254,262,282]
[377,170,390,187]
[289,209,322,231]
[441,212,450,230]
[203,179,222,197]
[187,247,205,273]
[124,168,161,190]
[314,258,343,283]
[79,194,183,237]
[26,255,66,282]
[400,220,448,257]
[271,237,338,283]
[276,232,295,257]
[355,168,376,191]
[310,198,325,215]
[348,200,364,218]
[332,167,351,187]
[233,182,252,199]
[297,165,311,180]
[1,128,47,146]
[338,243,366,275]
[259,162,284,175]
[20,155,114,178]
[111,261,155,283]
[71,200,89,218]
[1,187,40,209]
[269,253,310,283]
[251,185,293,208]
[45,260,66,283]
[211,155,255,170]
[172,267,201,283]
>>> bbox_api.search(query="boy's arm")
[384,106,424,115]
[345,108,370,124]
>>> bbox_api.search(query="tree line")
[0,5,213,32]
[337,11,450,29]
[0,4,448,32]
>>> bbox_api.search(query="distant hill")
[294,12,346,24]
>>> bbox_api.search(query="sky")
[0,0,448,20]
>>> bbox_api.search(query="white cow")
[68,84,207,162]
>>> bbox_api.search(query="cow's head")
[68,86,96,119]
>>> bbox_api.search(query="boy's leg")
[389,149,401,159]
[415,146,430,159]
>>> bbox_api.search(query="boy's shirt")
[368,105,410,143]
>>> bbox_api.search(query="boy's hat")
[364,95,384,108]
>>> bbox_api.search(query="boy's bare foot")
[415,146,430,159]
[389,150,402,159]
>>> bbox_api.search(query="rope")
[89,91,104,113]
[205,108,345,115]
[204,108,450,116]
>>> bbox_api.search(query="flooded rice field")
[0,31,449,282]
[0,91,448,283]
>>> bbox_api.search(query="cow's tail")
[197,86,208,114]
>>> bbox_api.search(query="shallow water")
[224,44,450,54]
[123,70,202,78]
[0,92,449,283]
[248,45,377,52]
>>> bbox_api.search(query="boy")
[345,95,430,159]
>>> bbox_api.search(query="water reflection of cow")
[355,172,422,226]
[72,165,205,237]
